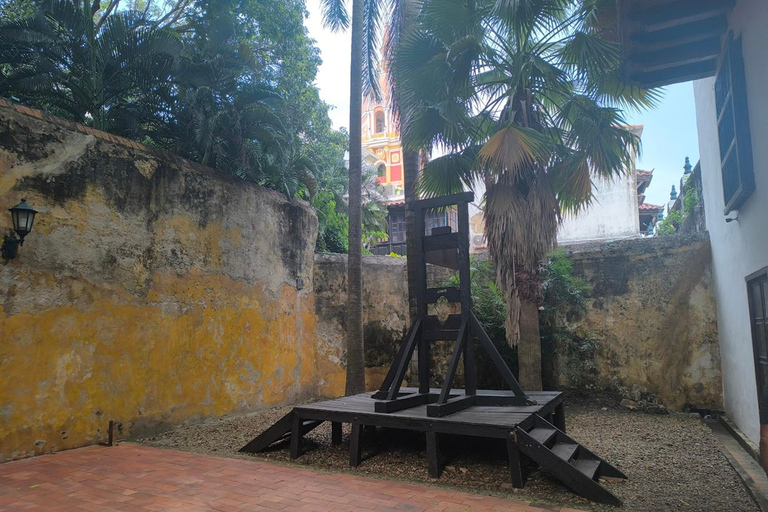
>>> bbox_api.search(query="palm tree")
[320,0,371,394]
[394,0,659,388]
[0,0,181,132]
[321,0,421,394]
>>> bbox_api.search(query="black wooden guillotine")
[371,191,534,416]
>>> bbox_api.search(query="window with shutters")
[389,210,405,244]
[715,33,755,214]
[748,268,768,400]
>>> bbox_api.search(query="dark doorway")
[748,268,768,400]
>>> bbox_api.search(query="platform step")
[572,457,601,479]
[550,442,579,461]
[527,427,556,446]
[517,415,626,506]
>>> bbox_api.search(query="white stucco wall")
[557,170,640,244]
[693,0,768,443]
[466,168,641,251]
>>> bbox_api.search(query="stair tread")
[551,442,579,461]
[528,427,557,445]
[572,458,601,480]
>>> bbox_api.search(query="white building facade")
[693,0,768,444]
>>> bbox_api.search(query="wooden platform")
[293,388,564,439]
[241,388,626,505]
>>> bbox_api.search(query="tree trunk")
[345,0,365,396]
[517,297,542,391]
[403,149,420,320]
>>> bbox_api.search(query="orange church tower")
[361,64,404,204]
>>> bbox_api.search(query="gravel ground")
[139,398,758,512]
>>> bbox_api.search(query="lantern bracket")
[2,233,18,260]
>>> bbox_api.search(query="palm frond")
[320,0,350,32]
[477,124,550,178]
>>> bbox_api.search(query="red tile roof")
[639,203,664,211]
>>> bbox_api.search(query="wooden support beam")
[457,201,476,396]
[427,395,475,418]
[630,15,728,50]
[375,392,432,413]
[349,422,362,467]
[332,422,342,445]
[630,58,717,88]
[553,403,566,433]
[471,312,529,399]
[386,318,422,400]
[289,413,302,459]
[507,435,524,488]
[378,318,422,397]
[426,431,442,478]
[632,37,721,72]
[628,0,733,32]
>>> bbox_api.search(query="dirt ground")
[139,396,759,512]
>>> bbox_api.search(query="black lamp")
[2,198,38,260]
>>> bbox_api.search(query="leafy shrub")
[539,249,600,388]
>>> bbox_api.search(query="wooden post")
[426,431,441,478]
[332,422,342,445]
[553,402,566,433]
[507,435,524,488]
[290,413,302,459]
[415,209,429,394]
[350,422,363,467]
[457,200,477,396]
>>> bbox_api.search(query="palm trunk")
[403,149,420,319]
[517,296,542,390]
[345,0,366,396]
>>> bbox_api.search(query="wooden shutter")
[715,33,755,214]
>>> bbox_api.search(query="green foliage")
[539,249,599,388]
[656,175,699,236]
[656,208,683,236]
[683,182,699,217]
[314,189,349,253]
[0,0,348,204]
[447,257,518,387]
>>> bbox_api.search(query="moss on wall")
[0,105,318,461]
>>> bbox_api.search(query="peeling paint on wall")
[0,105,318,461]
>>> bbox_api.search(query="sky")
[303,1,700,208]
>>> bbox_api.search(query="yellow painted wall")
[0,105,320,461]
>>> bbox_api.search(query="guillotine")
[371,191,534,415]
[241,192,627,506]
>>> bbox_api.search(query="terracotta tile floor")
[0,444,586,511]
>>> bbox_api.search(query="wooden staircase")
[517,415,626,506]
[240,412,323,454]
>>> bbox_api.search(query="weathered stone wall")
[562,234,722,411]
[0,102,318,461]
[313,254,410,396]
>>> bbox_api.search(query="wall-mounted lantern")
[2,198,38,260]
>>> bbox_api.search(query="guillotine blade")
[424,248,459,270]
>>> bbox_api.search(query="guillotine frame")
[372,192,533,417]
